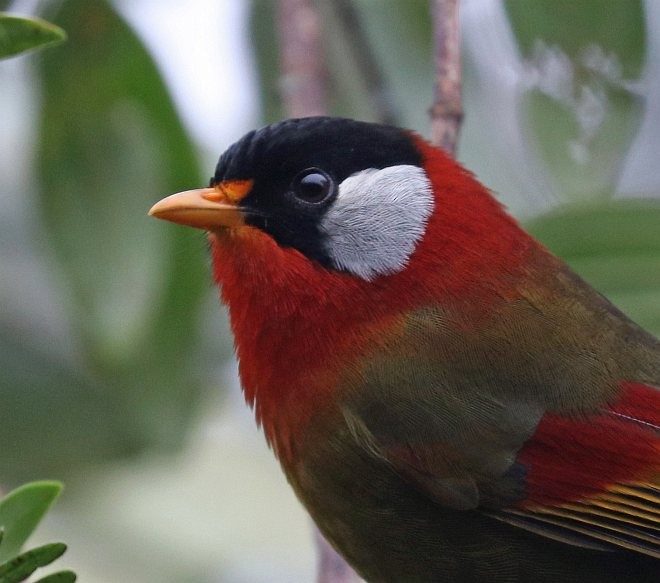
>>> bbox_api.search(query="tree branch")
[276,0,327,117]
[430,0,463,154]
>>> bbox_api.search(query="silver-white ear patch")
[320,165,434,280]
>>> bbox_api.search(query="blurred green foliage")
[0,14,65,59]
[503,0,659,335]
[251,0,433,131]
[505,0,646,200]
[2,0,209,481]
[250,0,281,123]
[38,0,208,444]
[529,201,660,336]
[0,543,74,583]
[505,0,645,76]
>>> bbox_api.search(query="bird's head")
[150,116,451,281]
[149,117,533,450]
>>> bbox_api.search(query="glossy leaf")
[34,571,77,583]
[0,543,66,583]
[0,483,61,562]
[0,14,65,59]
[528,200,660,335]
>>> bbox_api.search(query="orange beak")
[148,179,254,230]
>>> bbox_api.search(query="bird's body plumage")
[152,117,660,582]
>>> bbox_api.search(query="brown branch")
[430,0,463,155]
[276,0,327,117]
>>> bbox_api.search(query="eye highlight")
[290,168,335,204]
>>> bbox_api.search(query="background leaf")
[0,14,65,60]
[505,0,645,76]
[505,0,646,201]
[34,571,76,583]
[36,0,209,451]
[0,0,210,481]
[0,482,61,562]
[249,0,283,123]
[528,199,660,335]
[0,542,66,583]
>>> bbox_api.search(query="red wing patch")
[517,382,660,507]
[496,382,660,558]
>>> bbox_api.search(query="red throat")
[211,138,537,462]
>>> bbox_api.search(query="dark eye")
[291,168,334,204]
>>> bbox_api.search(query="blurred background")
[1,0,659,581]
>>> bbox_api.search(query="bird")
[149,117,660,582]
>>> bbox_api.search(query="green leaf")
[0,333,128,480]
[528,200,660,335]
[505,0,646,202]
[0,543,66,583]
[0,14,65,59]
[34,570,77,583]
[0,483,62,563]
[35,0,209,452]
[522,83,643,202]
[505,0,645,77]
[527,200,660,257]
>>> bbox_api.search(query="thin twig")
[276,0,327,117]
[430,0,463,154]
[331,0,399,125]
